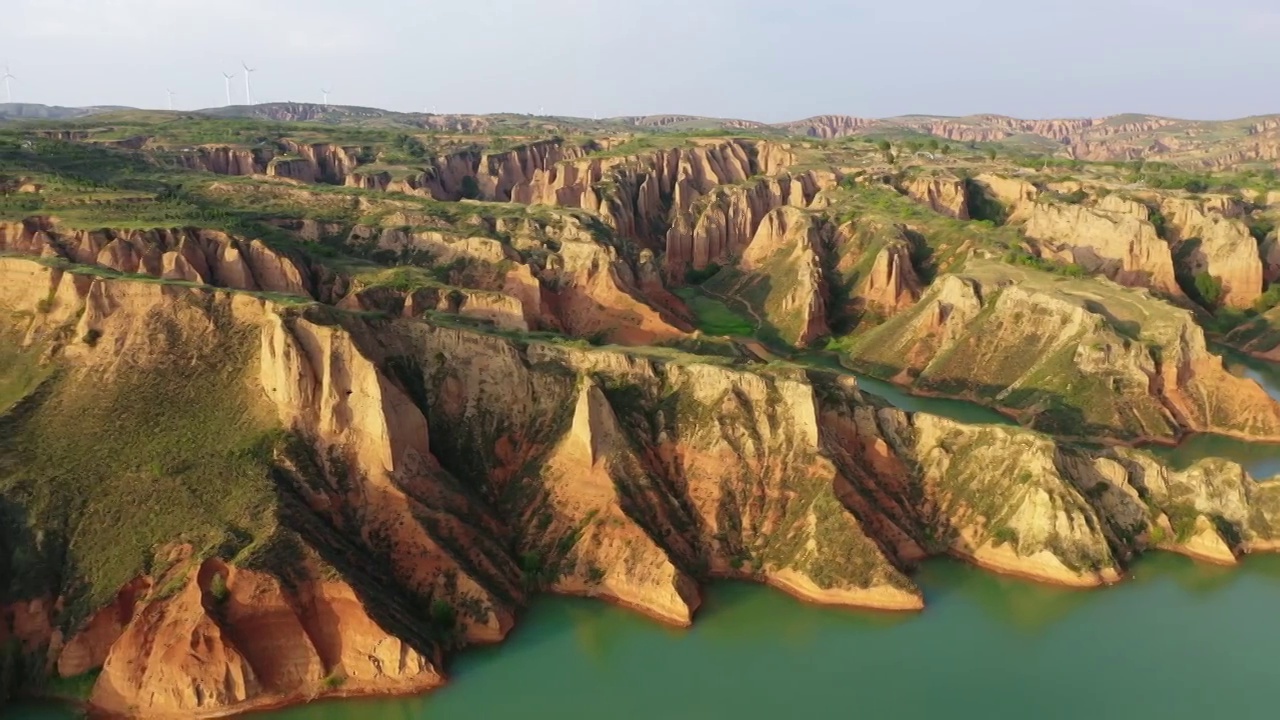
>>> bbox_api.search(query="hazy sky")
[6,0,1279,120]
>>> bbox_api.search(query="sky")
[5,0,1279,121]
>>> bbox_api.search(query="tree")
[1194,271,1223,308]
[927,138,940,152]
[986,148,998,161]
[940,144,952,156]
[459,175,481,200]
[875,139,892,153]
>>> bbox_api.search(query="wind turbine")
[321,88,330,107]
[241,61,255,106]
[2,65,14,104]
[166,89,177,111]
[222,71,235,106]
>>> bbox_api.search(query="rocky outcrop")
[1023,201,1183,297]
[279,141,363,185]
[860,244,923,313]
[423,139,598,202]
[1157,196,1261,309]
[663,171,831,275]
[89,562,441,719]
[778,115,876,138]
[846,261,1280,442]
[170,141,362,184]
[436,138,797,249]
[346,212,692,345]
[901,174,969,219]
[345,170,393,191]
[173,146,270,176]
[705,206,829,346]
[970,174,1039,222]
[0,218,313,297]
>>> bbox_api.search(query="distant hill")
[0,103,128,121]
[4,102,1280,169]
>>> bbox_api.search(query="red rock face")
[0,219,313,296]
[88,563,442,719]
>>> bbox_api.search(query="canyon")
[3,106,1280,718]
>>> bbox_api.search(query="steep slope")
[7,254,1280,716]
[843,261,1280,441]
[702,206,830,346]
[1022,200,1184,298]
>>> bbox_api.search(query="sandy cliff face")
[174,146,271,176]
[347,213,692,345]
[703,206,830,346]
[779,115,876,138]
[860,243,923,313]
[825,218,925,329]
[664,171,831,275]
[439,138,798,250]
[424,139,598,202]
[902,175,970,219]
[970,174,1039,222]
[1023,201,1183,297]
[0,219,314,297]
[1157,196,1262,309]
[0,262,505,717]
[89,561,441,719]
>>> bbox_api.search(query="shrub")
[1247,217,1276,244]
[430,598,457,629]
[1003,250,1086,277]
[1255,283,1280,312]
[459,175,481,199]
[1147,207,1167,237]
[209,573,229,604]
[1194,271,1223,308]
[992,527,1019,547]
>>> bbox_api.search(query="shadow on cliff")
[266,453,447,662]
[0,492,78,702]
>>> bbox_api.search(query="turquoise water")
[14,555,1276,720]
[250,555,1280,720]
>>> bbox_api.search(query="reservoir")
[11,555,1280,719]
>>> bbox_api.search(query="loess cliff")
[9,106,1280,719]
[844,260,1280,442]
[5,247,1280,716]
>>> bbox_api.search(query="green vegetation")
[1002,250,1086,277]
[673,288,755,337]
[0,309,285,624]
[459,175,481,200]
[1194,272,1224,309]
[209,572,230,604]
